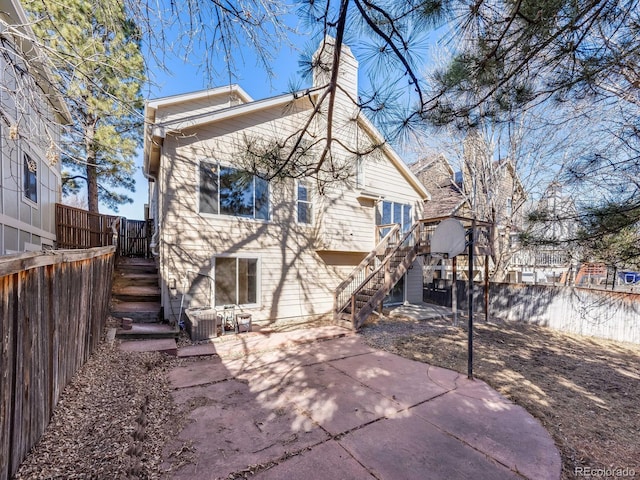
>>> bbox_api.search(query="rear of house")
[144,40,429,327]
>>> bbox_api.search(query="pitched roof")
[421,183,467,218]
[410,156,466,218]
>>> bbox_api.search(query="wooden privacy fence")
[425,281,640,344]
[56,204,151,258]
[55,203,120,250]
[0,247,115,479]
[119,219,152,258]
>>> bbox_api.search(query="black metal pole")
[468,220,475,380]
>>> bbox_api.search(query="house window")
[454,171,463,186]
[23,154,37,203]
[297,180,312,224]
[506,198,513,217]
[199,161,269,220]
[214,257,258,306]
[355,156,365,188]
[378,200,412,234]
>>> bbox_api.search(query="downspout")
[143,170,159,257]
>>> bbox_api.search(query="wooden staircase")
[334,220,435,330]
[111,257,177,339]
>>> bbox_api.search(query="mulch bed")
[13,341,180,480]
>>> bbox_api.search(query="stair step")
[117,266,158,275]
[116,259,158,274]
[116,322,178,340]
[117,272,159,286]
[111,301,161,323]
[113,285,161,302]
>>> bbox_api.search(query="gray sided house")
[0,0,71,255]
[143,39,430,327]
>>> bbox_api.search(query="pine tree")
[25,0,146,213]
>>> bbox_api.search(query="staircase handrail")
[350,220,423,301]
[349,222,428,328]
[335,224,400,293]
[334,224,400,317]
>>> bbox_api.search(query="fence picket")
[0,247,115,479]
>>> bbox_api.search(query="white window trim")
[21,151,39,209]
[211,254,261,308]
[296,179,313,225]
[197,159,270,221]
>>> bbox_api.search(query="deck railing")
[333,224,401,319]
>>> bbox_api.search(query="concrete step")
[111,301,161,323]
[119,338,177,356]
[116,265,158,275]
[116,258,158,275]
[334,317,353,330]
[116,322,178,340]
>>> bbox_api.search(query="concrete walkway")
[161,328,561,480]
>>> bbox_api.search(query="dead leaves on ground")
[362,316,640,479]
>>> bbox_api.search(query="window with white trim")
[355,156,365,188]
[214,257,258,306]
[199,161,269,220]
[297,180,312,224]
[377,200,412,238]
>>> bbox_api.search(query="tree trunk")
[85,120,99,213]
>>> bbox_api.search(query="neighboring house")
[410,154,466,219]
[512,181,580,283]
[143,39,430,327]
[410,151,526,281]
[0,0,71,255]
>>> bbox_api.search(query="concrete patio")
[161,329,561,479]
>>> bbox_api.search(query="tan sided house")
[143,39,430,329]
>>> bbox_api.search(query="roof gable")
[144,86,429,201]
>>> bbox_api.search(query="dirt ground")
[361,314,640,480]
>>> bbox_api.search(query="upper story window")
[377,200,412,239]
[378,200,412,232]
[199,161,269,220]
[454,171,463,187]
[23,154,38,203]
[297,180,312,224]
[355,156,365,189]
